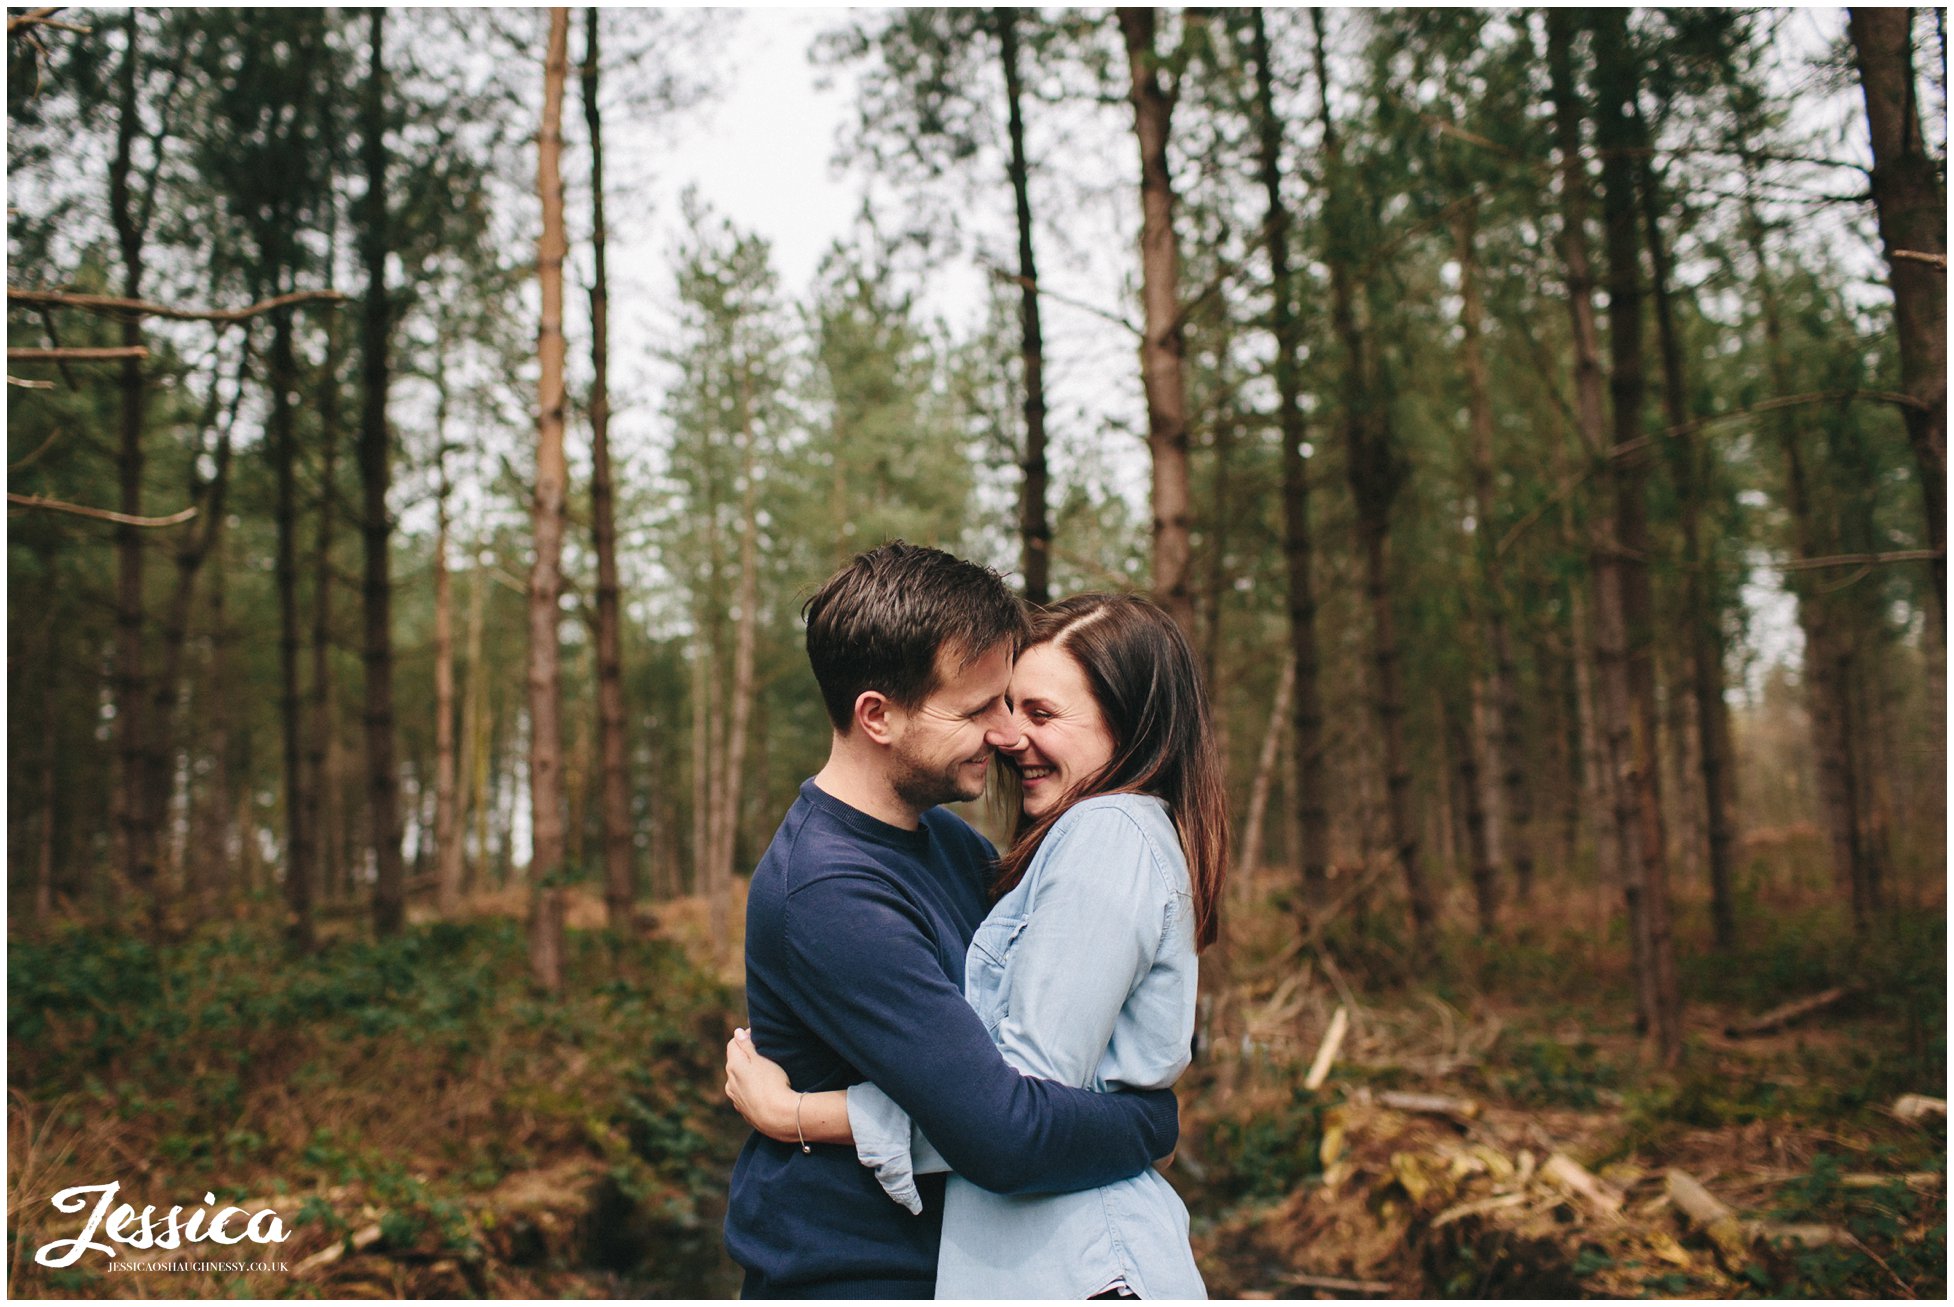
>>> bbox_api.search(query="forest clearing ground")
[1183,847,1946,1298]
[6,840,1943,1299]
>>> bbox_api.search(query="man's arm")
[779,872,1176,1196]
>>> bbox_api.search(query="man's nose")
[985,708,1022,750]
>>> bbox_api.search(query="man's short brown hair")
[802,542,1028,733]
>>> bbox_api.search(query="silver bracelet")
[795,1091,811,1154]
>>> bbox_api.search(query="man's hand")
[725,1028,800,1142]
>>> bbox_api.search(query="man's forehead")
[931,639,1013,694]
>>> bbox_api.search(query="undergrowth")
[8,915,746,1298]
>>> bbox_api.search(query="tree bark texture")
[1249,6,1329,911]
[359,9,407,938]
[1592,9,1681,1063]
[304,310,339,906]
[528,7,572,993]
[582,7,636,932]
[1637,142,1740,949]
[433,360,462,918]
[1312,8,1430,932]
[1549,10,1653,1040]
[1752,254,1885,926]
[997,9,1051,606]
[270,307,315,950]
[1847,8,1947,615]
[708,371,763,963]
[108,8,158,921]
[1116,7,1195,636]
[1452,201,1533,907]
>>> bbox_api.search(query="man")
[725,543,1179,1298]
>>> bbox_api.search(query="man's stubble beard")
[889,740,985,814]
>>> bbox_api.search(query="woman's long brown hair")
[990,593,1229,950]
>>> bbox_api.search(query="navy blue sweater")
[725,779,1180,1298]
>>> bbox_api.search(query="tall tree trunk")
[267,302,316,950]
[528,7,573,992]
[1452,201,1533,906]
[997,8,1051,605]
[304,309,340,907]
[141,345,243,903]
[433,360,462,918]
[460,559,490,899]
[359,9,406,938]
[582,6,635,932]
[1447,699,1497,935]
[1547,11,1647,1029]
[1116,7,1195,636]
[1591,10,1681,1062]
[193,536,237,908]
[690,629,712,900]
[709,372,763,963]
[1311,10,1430,933]
[1750,246,1879,927]
[1637,142,1740,949]
[1848,8,1947,616]
[108,8,159,924]
[1236,655,1295,890]
[1249,7,1328,911]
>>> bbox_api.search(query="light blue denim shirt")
[847,793,1205,1299]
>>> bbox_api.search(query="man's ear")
[854,690,900,746]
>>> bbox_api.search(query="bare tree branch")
[8,346,148,362]
[8,492,196,527]
[10,428,63,470]
[1778,548,1942,573]
[982,263,1140,336]
[8,9,89,35]
[9,287,347,324]
[1893,249,1948,269]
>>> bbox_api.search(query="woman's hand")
[725,1027,801,1142]
[724,1029,858,1148]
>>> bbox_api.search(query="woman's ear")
[854,690,899,745]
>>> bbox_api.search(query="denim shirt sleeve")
[846,1082,951,1215]
[991,802,1167,1087]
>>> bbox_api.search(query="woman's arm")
[724,1028,852,1146]
[990,803,1171,1087]
[722,1028,951,1215]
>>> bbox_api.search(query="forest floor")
[6,841,1944,1299]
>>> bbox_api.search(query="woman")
[726,592,1228,1299]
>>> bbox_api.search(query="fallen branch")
[1431,1190,1531,1229]
[1667,1169,1748,1266]
[1279,1272,1394,1296]
[1889,1093,1946,1123]
[1304,1004,1350,1092]
[1747,1220,1853,1249]
[294,1221,383,1276]
[7,345,147,362]
[9,286,346,324]
[1724,985,1857,1038]
[1375,1090,1481,1121]
[8,492,196,527]
[1541,1151,1623,1217]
